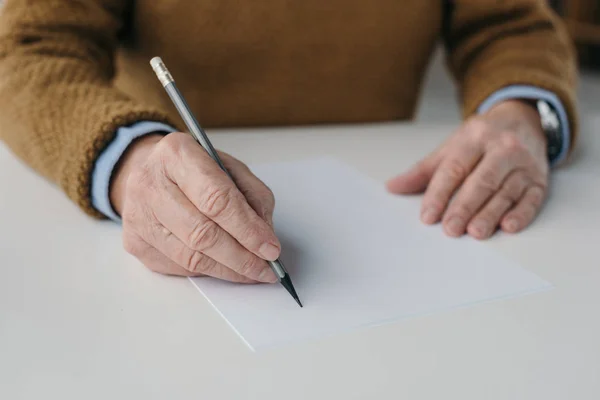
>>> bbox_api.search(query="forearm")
[0,0,175,217]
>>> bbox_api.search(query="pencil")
[150,57,302,308]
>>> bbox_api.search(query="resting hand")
[387,100,549,239]
[110,132,280,282]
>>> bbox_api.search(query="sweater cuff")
[476,85,570,167]
[91,121,177,221]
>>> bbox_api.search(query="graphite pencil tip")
[279,274,303,308]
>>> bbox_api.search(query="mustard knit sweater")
[0,0,578,218]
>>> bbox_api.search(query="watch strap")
[536,99,563,163]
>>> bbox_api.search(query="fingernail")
[421,207,438,224]
[446,217,464,236]
[258,266,278,283]
[470,220,489,237]
[259,243,280,261]
[504,218,519,232]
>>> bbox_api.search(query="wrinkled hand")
[110,132,280,283]
[387,100,550,239]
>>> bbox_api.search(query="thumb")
[386,152,441,194]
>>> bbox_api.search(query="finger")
[386,150,442,194]
[466,171,529,239]
[126,225,258,283]
[441,148,518,237]
[123,231,204,277]
[420,140,483,225]
[500,185,546,234]
[147,181,277,283]
[160,133,281,261]
[219,152,276,226]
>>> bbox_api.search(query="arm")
[0,0,176,218]
[443,0,578,160]
[0,0,285,284]
[387,1,578,240]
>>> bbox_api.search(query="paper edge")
[190,275,553,352]
[188,277,257,352]
[249,281,554,351]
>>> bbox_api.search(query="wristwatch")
[535,99,563,163]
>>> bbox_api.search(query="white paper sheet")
[190,158,552,351]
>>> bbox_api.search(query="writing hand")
[110,132,280,282]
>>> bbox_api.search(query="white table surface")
[1,122,599,400]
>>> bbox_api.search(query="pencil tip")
[279,274,303,308]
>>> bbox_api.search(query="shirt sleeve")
[91,121,177,221]
[477,85,570,167]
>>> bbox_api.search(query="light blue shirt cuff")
[477,85,570,167]
[91,121,177,221]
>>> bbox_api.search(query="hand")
[110,132,280,283]
[386,100,550,239]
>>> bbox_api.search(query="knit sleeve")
[0,0,176,218]
[442,0,579,157]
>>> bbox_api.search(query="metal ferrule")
[268,260,287,280]
[150,57,174,87]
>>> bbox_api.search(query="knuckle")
[453,203,475,218]
[193,254,218,275]
[201,185,235,219]
[185,250,206,273]
[157,136,186,171]
[466,118,489,139]
[423,195,446,213]
[504,173,527,194]
[471,128,488,144]
[238,256,262,278]
[496,192,515,208]
[157,132,186,155]
[188,219,221,251]
[499,132,525,153]
[477,169,500,191]
[239,225,267,249]
[445,159,468,182]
